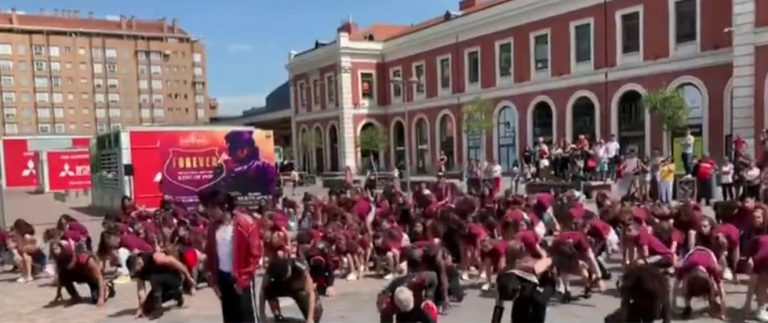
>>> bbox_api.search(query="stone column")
[731,0,757,154]
[338,54,358,172]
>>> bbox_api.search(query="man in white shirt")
[603,134,621,181]
[681,129,695,176]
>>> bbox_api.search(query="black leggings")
[143,273,182,313]
[61,278,100,304]
[217,271,259,323]
[721,183,735,201]
[510,278,555,323]
[265,288,323,322]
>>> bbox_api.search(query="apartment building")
[287,0,768,174]
[0,8,213,135]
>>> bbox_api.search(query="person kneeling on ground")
[51,241,114,306]
[377,271,439,323]
[126,252,195,318]
[259,257,322,323]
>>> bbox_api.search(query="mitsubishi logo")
[59,163,75,177]
[21,159,36,177]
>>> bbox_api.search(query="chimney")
[120,15,127,29]
[53,9,60,16]
[459,0,482,11]
[88,11,94,19]
[337,21,358,35]
[172,18,178,33]
[73,10,80,18]
[10,8,18,25]
[130,16,136,30]
[161,17,168,33]
[40,8,45,16]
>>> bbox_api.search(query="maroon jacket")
[206,211,263,289]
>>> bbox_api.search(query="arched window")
[617,90,645,155]
[328,124,339,171]
[359,123,381,172]
[438,114,455,170]
[532,102,553,144]
[673,83,704,160]
[415,118,430,173]
[313,127,324,173]
[497,106,518,172]
[393,121,406,170]
[572,96,596,142]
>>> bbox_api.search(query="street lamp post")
[390,77,421,194]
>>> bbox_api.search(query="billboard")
[128,129,276,210]
[47,150,92,191]
[2,137,90,188]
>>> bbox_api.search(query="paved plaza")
[0,187,761,322]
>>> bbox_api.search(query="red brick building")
[287,0,768,175]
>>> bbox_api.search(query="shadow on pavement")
[70,206,110,218]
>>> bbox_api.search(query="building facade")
[287,0,768,174]
[0,9,213,136]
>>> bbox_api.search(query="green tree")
[643,87,689,133]
[300,131,318,172]
[358,127,388,173]
[461,97,495,159]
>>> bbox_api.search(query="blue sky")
[6,0,458,115]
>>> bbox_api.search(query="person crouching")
[672,247,726,320]
[51,241,114,306]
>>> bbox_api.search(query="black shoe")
[274,314,287,322]
[562,291,572,304]
[175,293,184,308]
[107,282,116,298]
[601,272,612,280]
[681,306,692,319]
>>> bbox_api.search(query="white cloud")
[227,43,254,54]
[216,94,266,115]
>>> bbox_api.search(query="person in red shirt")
[625,222,675,270]
[672,247,726,320]
[202,190,263,323]
[693,154,717,206]
[550,230,604,301]
[479,238,507,291]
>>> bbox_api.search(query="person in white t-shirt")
[604,134,621,181]
[490,160,503,196]
[719,157,735,201]
[681,129,695,176]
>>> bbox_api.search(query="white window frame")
[53,107,64,118]
[95,94,105,104]
[358,70,376,108]
[324,73,336,107]
[530,29,551,80]
[495,38,514,87]
[4,123,18,134]
[389,66,403,102]
[193,53,202,63]
[570,18,595,74]
[310,76,321,107]
[0,44,11,55]
[615,5,644,66]
[38,124,52,134]
[436,54,452,97]
[105,48,118,58]
[412,61,426,100]
[464,47,481,92]
[668,0,700,56]
[49,46,60,57]
[297,80,307,110]
[1,75,13,87]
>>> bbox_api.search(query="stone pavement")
[0,186,759,322]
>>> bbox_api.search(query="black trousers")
[218,271,259,323]
[510,278,555,323]
[721,183,735,201]
[62,277,100,304]
[143,273,183,313]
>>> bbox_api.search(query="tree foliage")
[300,130,318,155]
[462,97,495,135]
[643,87,689,133]
[358,126,388,156]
